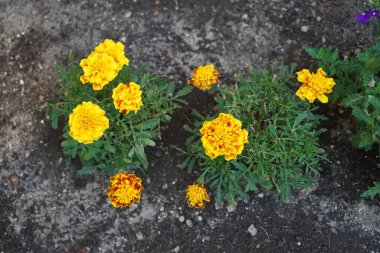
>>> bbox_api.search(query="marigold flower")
[69,101,109,144]
[107,173,143,208]
[80,39,129,90]
[296,68,335,103]
[94,39,129,71]
[188,64,219,91]
[200,113,249,161]
[186,183,210,208]
[112,82,143,114]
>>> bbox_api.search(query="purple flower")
[356,9,380,23]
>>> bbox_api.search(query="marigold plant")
[175,65,325,204]
[107,172,143,208]
[37,39,193,176]
[188,64,220,91]
[186,182,210,208]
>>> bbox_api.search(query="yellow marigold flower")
[80,39,129,90]
[296,68,335,103]
[107,173,143,208]
[80,52,119,90]
[188,64,219,91]
[186,183,210,208]
[112,82,143,114]
[94,39,129,71]
[68,101,109,144]
[200,113,248,160]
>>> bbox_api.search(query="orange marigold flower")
[296,68,335,103]
[188,64,219,91]
[107,173,143,208]
[68,101,109,144]
[200,113,249,160]
[112,82,143,114]
[80,39,129,90]
[186,183,210,208]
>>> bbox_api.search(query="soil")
[1,0,380,252]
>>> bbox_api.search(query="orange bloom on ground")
[188,64,219,91]
[296,68,335,103]
[112,82,143,114]
[107,173,143,208]
[186,183,210,208]
[200,113,249,160]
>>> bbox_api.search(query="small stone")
[19,79,24,85]
[136,232,144,240]
[300,25,309,32]
[172,246,180,253]
[316,16,322,22]
[162,183,168,189]
[186,219,193,228]
[179,216,185,223]
[197,216,203,221]
[125,11,132,18]
[247,224,257,237]
[160,206,165,212]
[241,14,249,21]
[257,193,264,198]
[297,241,301,246]
[9,174,19,187]
[226,204,236,213]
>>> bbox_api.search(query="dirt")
[1,0,380,252]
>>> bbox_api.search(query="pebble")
[172,246,180,253]
[125,11,132,18]
[297,241,301,246]
[179,216,185,223]
[247,224,257,237]
[19,79,24,85]
[186,219,193,228]
[162,183,168,189]
[258,193,264,198]
[160,206,165,212]
[136,232,144,240]
[226,204,236,213]
[9,174,19,187]
[301,25,309,32]
[197,216,203,221]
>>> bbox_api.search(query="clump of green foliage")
[305,44,380,198]
[36,54,192,175]
[176,65,325,204]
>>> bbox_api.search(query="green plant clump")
[305,44,380,198]
[176,65,325,204]
[37,55,192,176]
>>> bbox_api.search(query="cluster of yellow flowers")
[107,173,143,208]
[200,113,249,161]
[186,183,210,208]
[296,68,335,103]
[80,39,129,90]
[68,39,142,145]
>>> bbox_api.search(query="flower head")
[69,101,109,144]
[107,173,143,208]
[94,39,129,71]
[80,39,129,90]
[186,183,210,208]
[356,9,380,23]
[112,82,143,114]
[296,68,335,103]
[188,64,219,91]
[200,113,249,160]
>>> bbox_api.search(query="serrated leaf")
[141,138,156,147]
[48,107,58,129]
[174,85,193,98]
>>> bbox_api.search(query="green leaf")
[141,138,156,147]
[166,83,176,95]
[48,107,58,129]
[174,85,193,98]
[141,119,160,129]
[361,181,380,199]
[352,106,371,125]
[79,166,96,175]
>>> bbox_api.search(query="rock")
[257,193,264,198]
[136,232,144,240]
[179,216,185,223]
[226,204,236,213]
[186,219,193,228]
[9,174,19,187]
[197,216,203,221]
[172,246,180,253]
[301,25,309,32]
[162,183,168,189]
[247,224,257,237]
